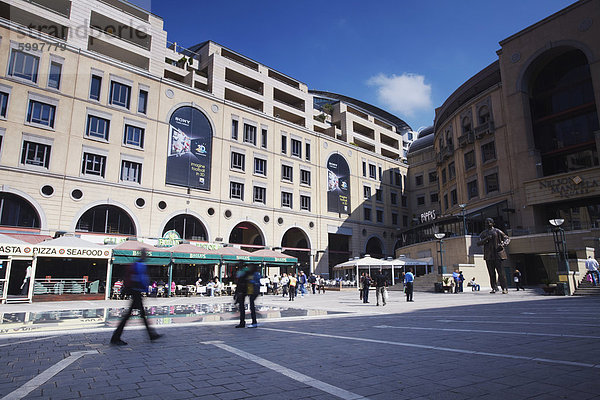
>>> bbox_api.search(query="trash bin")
[434,282,443,293]
[555,282,569,296]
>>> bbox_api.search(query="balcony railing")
[474,121,495,138]
[458,132,474,147]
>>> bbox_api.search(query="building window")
[415,175,424,186]
[8,50,39,83]
[90,75,102,101]
[231,151,245,171]
[378,166,382,181]
[86,115,110,140]
[27,100,56,128]
[369,164,377,179]
[281,134,287,154]
[450,189,457,206]
[364,207,371,221]
[305,143,311,161]
[75,205,135,235]
[417,196,425,206]
[402,215,408,227]
[109,81,131,109]
[282,164,293,182]
[254,158,266,176]
[392,213,398,225]
[138,90,148,114]
[479,105,490,125]
[231,119,238,140]
[21,141,51,168]
[300,169,311,186]
[121,160,142,183]
[401,195,407,207]
[462,116,471,134]
[375,189,382,202]
[485,173,499,194]
[0,91,8,118]
[253,186,266,204]
[376,209,383,223]
[430,192,439,203]
[243,124,257,145]
[464,150,476,170]
[82,152,106,177]
[362,161,367,177]
[47,61,62,89]
[363,185,371,199]
[281,191,293,208]
[428,171,437,183]
[390,192,397,205]
[261,128,267,148]
[394,171,401,186]
[443,194,448,210]
[448,162,456,180]
[481,141,496,163]
[230,182,244,200]
[124,124,144,148]
[467,180,478,199]
[291,138,302,158]
[300,195,311,211]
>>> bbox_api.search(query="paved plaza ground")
[1,288,600,399]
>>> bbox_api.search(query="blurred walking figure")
[404,268,414,302]
[362,274,371,303]
[111,249,162,345]
[234,264,261,328]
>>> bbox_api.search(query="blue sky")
[133,0,576,131]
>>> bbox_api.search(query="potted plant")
[442,277,452,293]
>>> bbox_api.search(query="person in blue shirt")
[452,269,461,294]
[404,268,414,302]
[111,249,162,345]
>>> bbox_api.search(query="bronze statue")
[477,218,510,294]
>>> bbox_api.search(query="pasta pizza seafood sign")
[0,245,111,258]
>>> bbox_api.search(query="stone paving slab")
[1,291,600,399]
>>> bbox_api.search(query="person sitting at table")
[469,277,481,291]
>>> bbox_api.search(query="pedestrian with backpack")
[111,249,162,345]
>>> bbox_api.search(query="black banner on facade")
[327,153,350,214]
[166,106,213,190]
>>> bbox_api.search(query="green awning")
[221,255,262,263]
[172,257,220,265]
[260,256,297,265]
[113,249,172,258]
[112,255,171,265]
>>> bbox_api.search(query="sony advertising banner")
[327,153,351,214]
[166,106,213,190]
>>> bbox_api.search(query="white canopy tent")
[333,255,432,287]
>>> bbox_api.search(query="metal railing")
[33,278,99,295]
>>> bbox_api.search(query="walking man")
[585,256,600,286]
[404,268,414,302]
[362,274,371,303]
[374,269,387,306]
[477,218,511,294]
[111,249,162,345]
[234,264,261,328]
[513,269,525,291]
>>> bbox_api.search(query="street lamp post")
[549,218,570,274]
[459,204,467,236]
[434,233,446,274]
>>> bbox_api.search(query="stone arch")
[365,235,385,258]
[71,199,140,235]
[159,209,210,241]
[0,187,46,230]
[228,220,265,249]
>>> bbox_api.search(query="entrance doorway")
[7,259,32,296]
